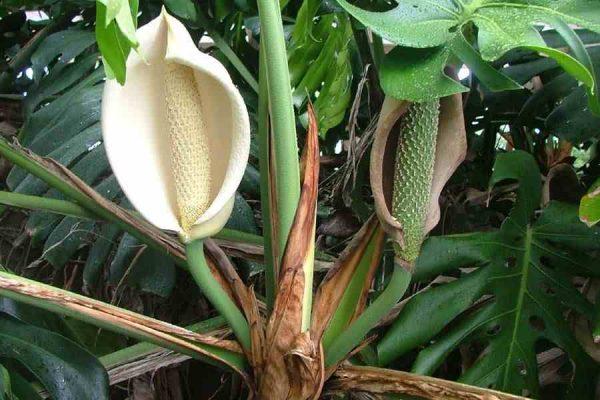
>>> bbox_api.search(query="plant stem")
[256,0,301,264]
[324,266,411,367]
[0,270,245,371]
[100,316,226,369]
[371,32,384,69]
[0,190,263,245]
[321,227,382,349]
[257,40,277,310]
[186,239,251,351]
[0,191,94,219]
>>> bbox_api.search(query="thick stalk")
[0,191,94,219]
[256,0,301,265]
[257,40,277,310]
[324,266,411,367]
[186,239,251,351]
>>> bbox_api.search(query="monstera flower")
[102,9,250,242]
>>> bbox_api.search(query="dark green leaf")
[43,176,120,268]
[546,86,600,142]
[225,193,259,234]
[335,0,458,48]
[380,46,468,101]
[108,233,176,296]
[0,314,109,400]
[489,151,541,225]
[30,30,96,82]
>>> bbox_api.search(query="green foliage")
[338,0,600,103]
[0,312,109,400]
[378,151,599,398]
[95,0,139,84]
[1,0,600,397]
[287,0,353,137]
[3,16,259,297]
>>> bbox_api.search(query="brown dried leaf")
[329,365,528,400]
[542,163,582,206]
[258,103,323,399]
[0,139,263,265]
[369,98,410,245]
[424,93,467,233]
[0,272,247,378]
[351,226,386,320]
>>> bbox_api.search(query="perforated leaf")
[378,151,600,398]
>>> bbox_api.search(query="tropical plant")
[0,0,598,399]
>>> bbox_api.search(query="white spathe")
[102,9,250,242]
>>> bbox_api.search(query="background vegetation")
[0,0,598,398]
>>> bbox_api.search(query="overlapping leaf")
[95,0,139,84]
[288,0,353,137]
[377,151,600,398]
[338,0,600,103]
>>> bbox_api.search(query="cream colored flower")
[102,9,250,242]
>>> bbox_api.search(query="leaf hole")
[516,360,527,376]
[486,324,501,336]
[529,315,545,331]
[541,283,556,296]
[504,256,517,268]
[539,256,553,269]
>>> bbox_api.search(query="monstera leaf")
[338,0,600,104]
[377,151,599,398]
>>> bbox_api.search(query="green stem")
[100,316,226,368]
[256,0,301,264]
[371,32,384,69]
[186,239,251,351]
[0,191,94,219]
[257,40,277,310]
[0,270,245,371]
[324,266,411,367]
[321,229,381,349]
[0,190,263,246]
